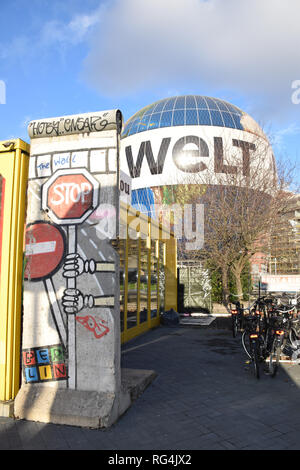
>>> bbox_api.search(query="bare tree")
[158,129,298,306]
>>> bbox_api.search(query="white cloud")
[270,123,300,150]
[41,10,101,46]
[0,7,103,62]
[83,0,300,119]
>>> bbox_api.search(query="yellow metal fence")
[0,140,29,402]
[119,202,177,344]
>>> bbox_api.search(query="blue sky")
[0,0,299,183]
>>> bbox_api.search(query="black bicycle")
[267,313,285,377]
[267,303,299,376]
[230,301,244,338]
[242,312,263,379]
[241,297,277,379]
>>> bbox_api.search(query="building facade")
[269,194,300,275]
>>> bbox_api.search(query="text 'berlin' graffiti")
[22,344,67,384]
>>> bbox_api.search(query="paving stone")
[272,423,297,434]
[3,325,300,449]
[217,440,237,450]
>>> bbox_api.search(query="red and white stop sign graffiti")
[42,168,100,225]
[24,222,66,281]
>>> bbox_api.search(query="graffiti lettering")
[30,120,60,137]
[64,116,108,134]
[37,162,50,171]
[29,114,110,137]
[53,154,70,167]
[22,344,67,384]
[76,314,110,339]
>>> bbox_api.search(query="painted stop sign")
[24,222,66,281]
[42,168,100,224]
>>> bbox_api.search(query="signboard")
[120,125,274,191]
[260,274,300,293]
[42,168,100,225]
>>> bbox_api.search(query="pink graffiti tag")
[76,314,110,339]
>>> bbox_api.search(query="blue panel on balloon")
[131,188,156,218]
[121,95,246,137]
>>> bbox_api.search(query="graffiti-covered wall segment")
[15,110,131,428]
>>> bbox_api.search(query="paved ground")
[2,319,300,450]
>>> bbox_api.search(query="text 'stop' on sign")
[42,168,100,225]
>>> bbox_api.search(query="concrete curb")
[0,400,14,418]
[122,368,157,402]
[11,368,157,428]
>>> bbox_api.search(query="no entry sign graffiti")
[42,168,100,225]
[24,222,66,281]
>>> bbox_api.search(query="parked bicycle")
[235,293,300,379]
[267,300,300,377]
[241,311,263,379]
[230,301,244,338]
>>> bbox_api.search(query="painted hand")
[63,253,85,278]
[62,288,84,314]
[63,254,96,277]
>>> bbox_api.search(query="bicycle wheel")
[242,331,251,359]
[268,342,281,378]
[289,327,300,350]
[232,315,238,338]
[251,343,260,379]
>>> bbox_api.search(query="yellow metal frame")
[120,202,177,344]
[0,139,29,402]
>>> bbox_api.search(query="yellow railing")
[0,140,29,402]
[119,202,177,344]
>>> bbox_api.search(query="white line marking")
[25,241,56,255]
[89,239,97,249]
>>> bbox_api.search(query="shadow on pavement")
[2,319,300,450]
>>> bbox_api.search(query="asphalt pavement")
[2,317,300,451]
